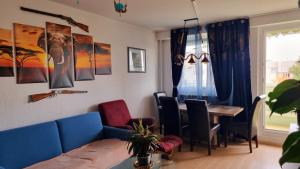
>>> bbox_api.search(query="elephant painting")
[46,22,74,89]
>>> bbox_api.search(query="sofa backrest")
[0,121,62,169]
[56,112,103,153]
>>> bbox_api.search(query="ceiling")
[49,0,298,31]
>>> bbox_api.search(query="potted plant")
[266,79,300,168]
[127,119,159,167]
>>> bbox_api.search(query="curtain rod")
[184,18,198,22]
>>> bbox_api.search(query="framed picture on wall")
[127,47,146,73]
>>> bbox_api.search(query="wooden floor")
[162,143,282,169]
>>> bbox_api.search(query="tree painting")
[0,28,14,77]
[14,23,47,83]
[73,33,94,81]
[94,42,112,75]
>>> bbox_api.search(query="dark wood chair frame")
[185,99,221,155]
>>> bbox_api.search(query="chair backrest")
[98,100,132,126]
[153,92,167,107]
[185,99,210,140]
[159,96,182,137]
[248,95,266,130]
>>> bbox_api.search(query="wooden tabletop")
[179,103,244,117]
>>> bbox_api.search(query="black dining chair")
[153,91,167,134]
[159,97,189,141]
[185,99,220,155]
[229,95,266,153]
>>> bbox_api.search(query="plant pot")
[137,153,151,166]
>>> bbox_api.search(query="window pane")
[202,63,208,88]
[265,28,300,131]
[178,33,217,100]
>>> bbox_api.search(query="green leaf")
[279,132,300,167]
[283,131,300,152]
[267,80,300,115]
[271,84,300,115]
[268,79,299,101]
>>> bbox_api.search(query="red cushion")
[98,100,132,126]
[159,135,183,153]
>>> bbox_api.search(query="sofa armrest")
[103,126,133,141]
[110,125,133,130]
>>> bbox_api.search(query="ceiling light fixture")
[174,0,210,66]
[114,0,127,16]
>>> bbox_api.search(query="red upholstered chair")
[98,100,155,130]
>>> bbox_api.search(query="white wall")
[0,0,158,131]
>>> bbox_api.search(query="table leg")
[221,116,231,148]
[224,124,228,148]
[211,115,219,146]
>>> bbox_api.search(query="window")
[264,28,300,131]
[178,32,217,101]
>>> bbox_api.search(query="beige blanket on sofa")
[26,139,131,169]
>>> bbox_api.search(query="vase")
[137,153,151,166]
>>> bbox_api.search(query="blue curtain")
[178,26,217,103]
[171,28,188,97]
[231,19,253,121]
[207,18,252,121]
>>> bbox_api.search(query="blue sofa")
[0,112,131,169]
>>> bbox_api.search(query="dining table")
[178,103,244,147]
[179,103,244,117]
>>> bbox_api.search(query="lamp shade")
[188,56,196,64]
[201,53,209,63]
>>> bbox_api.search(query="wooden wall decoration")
[46,22,74,89]
[0,28,14,77]
[73,33,94,81]
[14,23,48,83]
[94,42,112,75]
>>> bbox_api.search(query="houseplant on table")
[127,119,159,168]
[266,79,300,168]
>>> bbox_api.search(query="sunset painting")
[73,33,94,81]
[94,43,112,75]
[14,23,48,83]
[0,28,14,77]
[46,22,74,89]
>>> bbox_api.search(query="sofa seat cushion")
[66,139,130,168]
[25,154,90,169]
[26,139,131,169]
